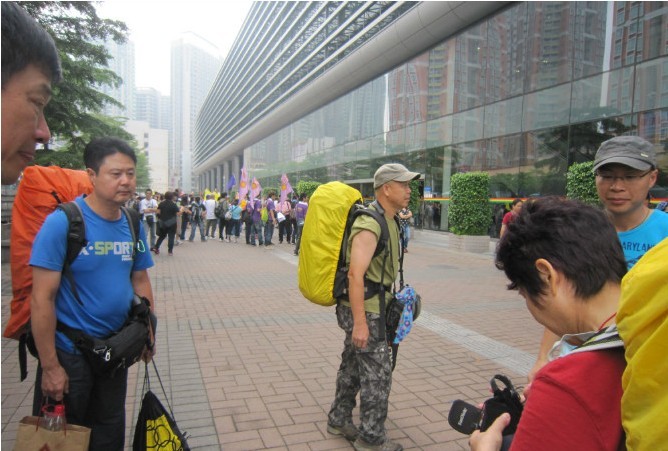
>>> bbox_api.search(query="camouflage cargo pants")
[328,303,392,445]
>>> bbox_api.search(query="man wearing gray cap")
[528,135,668,387]
[328,163,419,451]
[593,135,668,269]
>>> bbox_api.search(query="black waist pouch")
[58,295,156,377]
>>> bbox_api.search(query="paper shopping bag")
[13,416,90,451]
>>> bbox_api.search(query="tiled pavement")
[1,228,544,450]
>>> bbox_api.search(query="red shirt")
[502,211,516,225]
[510,349,625,451]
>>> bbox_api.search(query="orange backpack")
[4,166,92,378]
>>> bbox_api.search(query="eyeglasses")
[595,169,653,184]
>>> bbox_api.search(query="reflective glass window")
[634,57,668,112]
[484,97,523,139]
[426,116,453,149]
[573,2,609,78]
[426,42,456,119]
[454,22,487,112]
[404,122,427,153]
[523,83,572,131]
[486,3,527,102]
[568,115,634,166]
[525,2,576,91]
[452,106,484,144]
[571,67,634,123]
[523,129,568,196]
[638,5,668,62]
[488,134,524,197]
[453,140,486,173]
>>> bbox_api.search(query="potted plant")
[448,172,492,253]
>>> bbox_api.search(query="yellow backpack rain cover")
[617,237,668,451]
[298,182,363,306]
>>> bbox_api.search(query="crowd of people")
[129,188,309,258]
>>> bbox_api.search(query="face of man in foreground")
[1,64,53,185]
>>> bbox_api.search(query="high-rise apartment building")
[170,32,221,192]
[134,87,162,129]
[100,39,136,120]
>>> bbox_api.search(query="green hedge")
[295,180,321,199]
[566,161,600,206]
[449,172,492,236]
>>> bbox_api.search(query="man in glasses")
[527,136,668,391]
[593,135,668,269]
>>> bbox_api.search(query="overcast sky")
[97,0,253,95]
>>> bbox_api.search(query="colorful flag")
[226,174,236,192]
[280,174,293,203]
[238,167,249,200]
[250,177,262,200]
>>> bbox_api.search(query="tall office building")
[135,88,173,132]
[134,87,162,129]
[100,39,136,120]
[170,32,221,192]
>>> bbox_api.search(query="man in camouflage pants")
[328,164,420,451]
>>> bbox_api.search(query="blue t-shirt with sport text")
[30,196,154,352]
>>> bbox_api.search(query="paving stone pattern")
[1,229,543,450]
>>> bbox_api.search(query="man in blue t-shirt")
[528,136,668,386]
[592,136,668,269]
[30,137,155,450]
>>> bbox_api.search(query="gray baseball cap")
[593,136,656,171]
[373,163,420,189]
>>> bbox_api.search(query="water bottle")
[42,403,66,431]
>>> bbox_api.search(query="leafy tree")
[20,2,140,170]
[135,150,150,190]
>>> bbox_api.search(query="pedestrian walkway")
[1,228,543,450]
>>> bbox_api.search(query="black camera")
[448,374,524,437]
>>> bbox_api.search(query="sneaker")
[327,423,358,442]
[168,252,173,256]
[150,247,159,255]
[353,437,403,451]
[220,237,224,241]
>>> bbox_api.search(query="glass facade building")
[195,1,668,232]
